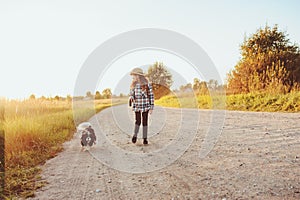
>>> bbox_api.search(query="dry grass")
[1,98,120,199]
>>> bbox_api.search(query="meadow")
[155,92,300,112]
[1,98,125,199]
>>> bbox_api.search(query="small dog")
[77,122,96,151]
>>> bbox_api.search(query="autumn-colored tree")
[39,96,46,101]
[192,78,200,91]
[193,78,210,95]
[66,95,72,102]
[227,24,300,94]
[95,91,102,100]
[102,88,112,99]
[29,94,36,100]
[86,91,93,98]
[54,95,60,101]
[147,62,173,99]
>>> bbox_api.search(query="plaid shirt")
[130,83,154,112]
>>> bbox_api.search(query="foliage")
[227,24,300,94]
[102,88,112,99]
[29,94,36,100]
[86,91,93,98]
[192,78,209,95]
[180,83,193,93]
[155,95,181,108]
[95,91,102,99]
[147,62,173,99]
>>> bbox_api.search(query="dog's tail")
[77,122,92,132]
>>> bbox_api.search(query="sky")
[0,0,299,99]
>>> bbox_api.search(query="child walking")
[129,68,154,145]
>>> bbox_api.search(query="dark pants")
[133,111,149,139]
[135,111,149,126]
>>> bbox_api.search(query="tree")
[192,78,200,91]
[207,79,218,91]
[39,96,46,101]
[192,78,209,95]
[180,83,192,93]
[54,95,60,101]
[86,91,93,98]
[66,95,72,102]
[102,88,112,99]
[95,91,102,100]
[199,82,209,95]
[227,24,300,94]
[147,62,173,99]
[29,94,35,100]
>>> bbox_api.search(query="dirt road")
[30,104,300,199]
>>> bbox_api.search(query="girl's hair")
[131,75,149,91]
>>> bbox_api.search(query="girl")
[129,68,154,145]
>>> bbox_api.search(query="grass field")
[1,98,125,199]
[155,92,300,112]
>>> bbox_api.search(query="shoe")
[143,138,148,145]
[132,136,137,144]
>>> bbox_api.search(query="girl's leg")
[135,111,141,126]
[134,111,141,136]
[142,111,149,144]
[132,111,141,143]
[142,110,149,127]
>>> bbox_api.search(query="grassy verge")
[155,95,226,110]
[2,98,118,199]
[226,92,300,112]
[155,92,300,112]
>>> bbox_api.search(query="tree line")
[28,24,300,101]
[131,25,300,97]
[167,24,300,96]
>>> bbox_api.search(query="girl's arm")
[148,83,154,110]
[130,87,135,101]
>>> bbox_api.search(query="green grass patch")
[155,92,300,112]
[156,94,226,110]
[226,92,300,112]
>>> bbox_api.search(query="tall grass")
[226,92,300,112]
[155,92,300,112]
[2,98,115,199]
[0,101,4,199]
